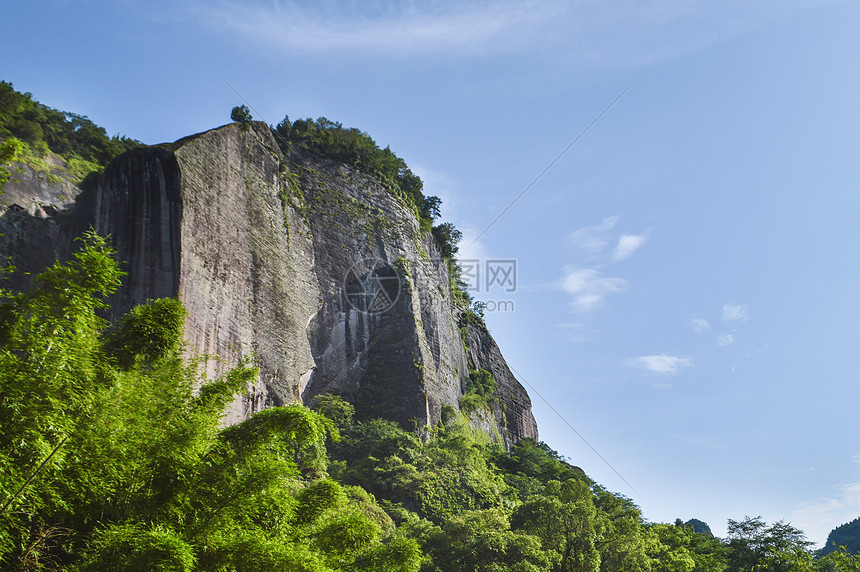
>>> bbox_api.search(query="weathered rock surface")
[0,122,538,446]
[0,158,86,293]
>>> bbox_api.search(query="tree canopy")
[0,81,141,182]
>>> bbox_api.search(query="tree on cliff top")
[230,105,252,130]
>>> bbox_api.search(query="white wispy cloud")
[561,268,627,313]
[717,333,735,347]
[792,482,860,548]
[745,344,770,358]
[688,318,710,334]
[612,232,649,262]
[174,0,557,58]
[722,302,749,323]
[557,216,649,315]
[567,216,619,260]
[625,354,693,374]
[158,0,820,64]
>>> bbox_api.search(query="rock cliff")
[0,122,538,447]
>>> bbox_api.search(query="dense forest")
[0,234,858,571]
[1,86,859,571]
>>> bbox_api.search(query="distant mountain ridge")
[822,517,860,555]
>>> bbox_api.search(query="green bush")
[230,105,252,130]
[459,369,498,413]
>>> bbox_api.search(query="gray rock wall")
[0,160,84,293]
[0,123,538,445]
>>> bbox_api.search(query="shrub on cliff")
[272,115,424,212]
[230,105,252,130]
[0,136,23,190]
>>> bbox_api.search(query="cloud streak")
[176,0,557,58]
[159,0,819,63]
[792,482,860,548]
[722,302,749,323]
[568,216,619,260]
[689,318,710,334]
[557,322,597,343]
[612,232,649,262]
[558,216,648,314]
[717,333,735,347]
[625,354,693,374]
[561,268,627,313]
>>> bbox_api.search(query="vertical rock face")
[0,122,538,446]
[94,124,321,424]
[293,151,470,431]
[464,323,540,444]
[95,147,182,312]
[0,159,85,293]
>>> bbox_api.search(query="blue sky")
[6,0,860,545]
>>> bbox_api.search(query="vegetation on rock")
[0,136,23,190]
[0,81,142,183]
[268,111,485,328]
[230,105,253,130]
[459,369,499,413]
[270,115,464,266]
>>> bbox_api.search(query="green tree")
[431,222,462,259]
[230,105,252,130]
[646,523,696,572]
[819,547,860,572]
[823,518,860,557]
[0,231,126,564]
[274,114,292,143]
[0,81,141,178]
[512,479,600,572]
[419,196,442,221]
[592,486,652,572]
[677,519,727,572]
[725,516,815,572]
[423,508,555,572]
[311,393,356,433]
